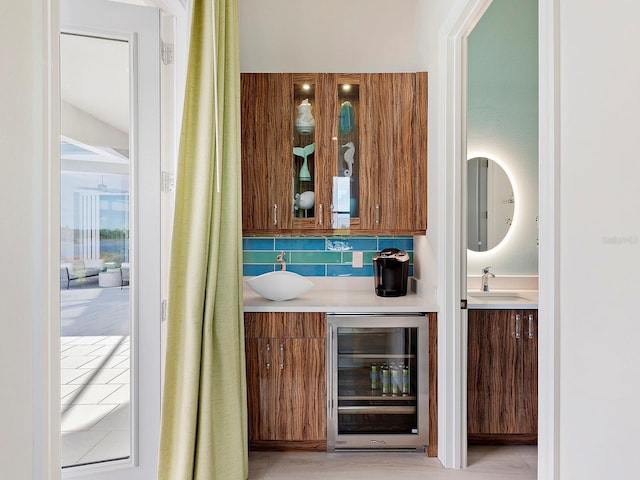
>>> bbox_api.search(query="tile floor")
[248,445,537,479]
[60,284,131,467]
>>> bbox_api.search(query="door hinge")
[460,299,468,310]
[161,41,174,65]
[162,299,168,321]
[161,170,175,193]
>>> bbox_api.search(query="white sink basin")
[468,291,530,302]
[246,271,314,301]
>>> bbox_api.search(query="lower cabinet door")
[520,310,538,436]
[274,338,326,441]
[468,309,538,443]
[467,310,520,435]
[246,337,326,444]
[246,338,277,441]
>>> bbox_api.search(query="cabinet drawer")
[245,312,326,339]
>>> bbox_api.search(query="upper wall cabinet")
[241,72,428,235]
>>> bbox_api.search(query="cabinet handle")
[279,344,284,369]
[273,203,278,226]
[528,314,535,339]
[515,314,521,339]
[318,203,323,226]
[375,204,380,225]
[266,343,271,369]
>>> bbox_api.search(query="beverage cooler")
[326,314,429,451]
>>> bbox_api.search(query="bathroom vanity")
[467,291,539,444]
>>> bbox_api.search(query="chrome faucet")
[481,266,495,292]
[276,251,287,271]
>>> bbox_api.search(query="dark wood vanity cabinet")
[244,312,326,451]
[467,309,538,444]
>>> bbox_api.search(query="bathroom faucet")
[481,266,495,292]
[276,251,287,271]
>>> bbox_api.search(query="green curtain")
[158,0,247,478]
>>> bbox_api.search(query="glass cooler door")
[327,314,428,451]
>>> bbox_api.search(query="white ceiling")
[60,32,130,136]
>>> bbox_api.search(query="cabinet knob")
[318,203,323,226]
[273,203,278,226]
[375,204,380,225]
[528,314,535,339]
[514,314,521,339]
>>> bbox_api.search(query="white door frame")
[438,0,559,476]
[59,0,162,478]
[37,0,187,477]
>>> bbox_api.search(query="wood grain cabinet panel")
[245,312,326,451]
[241,72,427,234]
[360,72,428,232]
[241,74,294,231]
[467,309,538,444]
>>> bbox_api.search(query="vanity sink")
[468,291,531,302]
[246,271,314,301]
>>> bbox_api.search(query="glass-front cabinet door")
[290,74,362,231]
[332,76,360,229]
[292,76,320,228]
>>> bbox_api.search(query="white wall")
[466,0,538,276]
[558,0,640,477]
[239,0,428,73]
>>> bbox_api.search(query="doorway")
[464,0,539,467]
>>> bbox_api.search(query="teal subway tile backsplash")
[242,235,414,277]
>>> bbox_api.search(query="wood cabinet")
[240,72,427,235]
[359,73,428,231]
[467,309,538,444]
[244,312,326,450]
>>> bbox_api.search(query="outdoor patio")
[60,282,131,467]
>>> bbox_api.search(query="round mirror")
[467,157,515,252]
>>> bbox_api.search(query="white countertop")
[242,277,538,312]
[243,277,438,313]
[467,289,538,309]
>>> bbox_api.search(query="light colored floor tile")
[93,335,129,346]
[61,355,100,369]
[63,336,108,346]
[61,368,92,384]
[62,383,122,405]
[62,344,107,356]
[108,369,130,384]
[100,384,129,404]
[79,430,130,464]
[61,404,117,432]
[81,354,129,369]
[90,403,130,431]
[60,384,82,400]
[247,447,537,480]
[61,430,110,467]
